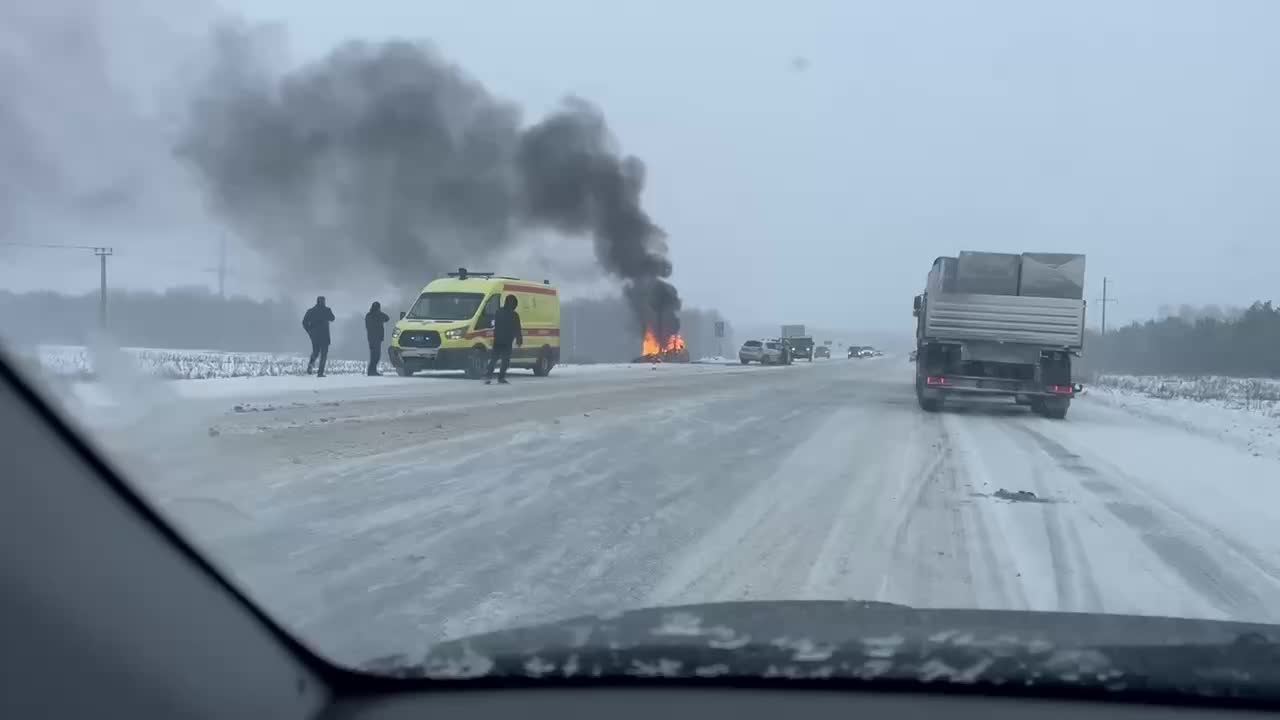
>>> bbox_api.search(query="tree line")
[1082,301,1280,378]
[0,287,732,364]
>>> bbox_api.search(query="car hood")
[364,600,1280,700]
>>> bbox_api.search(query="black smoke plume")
[178,27,681,340]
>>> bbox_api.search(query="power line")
[2,242,114,328]
[0,241,109,251]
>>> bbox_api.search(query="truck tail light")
[926,376,949,386]
[1048,385,1074,395]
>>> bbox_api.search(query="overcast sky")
[4,0,1278,333]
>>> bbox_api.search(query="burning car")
[635,328,689,363]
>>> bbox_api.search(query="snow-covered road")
[64,357,1280,668]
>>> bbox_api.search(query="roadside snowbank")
[27,345,767,381]
[29,344,372,379]
[1094,374,1280,410]
[1089,374,1280,460]
[52,359,753,408]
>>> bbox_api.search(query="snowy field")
[1089,374,1280,461]
[39,354,1280,670]
[1094,373,1280,411]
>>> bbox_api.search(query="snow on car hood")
[363,600,1280,701]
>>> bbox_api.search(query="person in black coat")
[364,301,391,376]
[485,294,523,384]
[302,296,335,377]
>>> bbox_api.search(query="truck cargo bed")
[923,293,1085,349]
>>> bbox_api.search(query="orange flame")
[642,329,687,358]
[642,328,662,357]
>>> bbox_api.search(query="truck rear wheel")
[1038,398,1070,420]
[915,376,942,412]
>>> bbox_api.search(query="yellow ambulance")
[388,269,561,378]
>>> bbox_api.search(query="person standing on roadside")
[302,296,335,377]
[485,294,522,385]
[364,300,390,376]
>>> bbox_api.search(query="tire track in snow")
[644,406,866,606]
[938,410,1040,611]
[986,417,1105,614]
[801,399,950,603]
[876,410,988,608]
[1017,425,1276,621]
[416,378,847,646]
[262,370,854,660]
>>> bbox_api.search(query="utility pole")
[217,234,227,300]
[1097,276,1118,335]
[1,242,114,329]
[203,234,234,300]
[94,247,113,329]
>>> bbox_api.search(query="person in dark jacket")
[485,294,523,384]
[364,301,390,376]
[302,296,335,377]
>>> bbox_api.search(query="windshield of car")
[6,0,1280,698]
[406,292,485,321]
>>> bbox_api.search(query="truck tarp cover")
[1018,253,1086,299]
[955,251,1022,295]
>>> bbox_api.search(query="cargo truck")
[781,325,814,361]
[912,252,1086,419]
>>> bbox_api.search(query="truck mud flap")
[915,377,944,413]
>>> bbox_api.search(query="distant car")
[848,346,860,359]
[815,346,830,359]
[739,340,765,364]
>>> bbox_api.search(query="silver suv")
[762,340,790,365]
[739,340,764,364]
